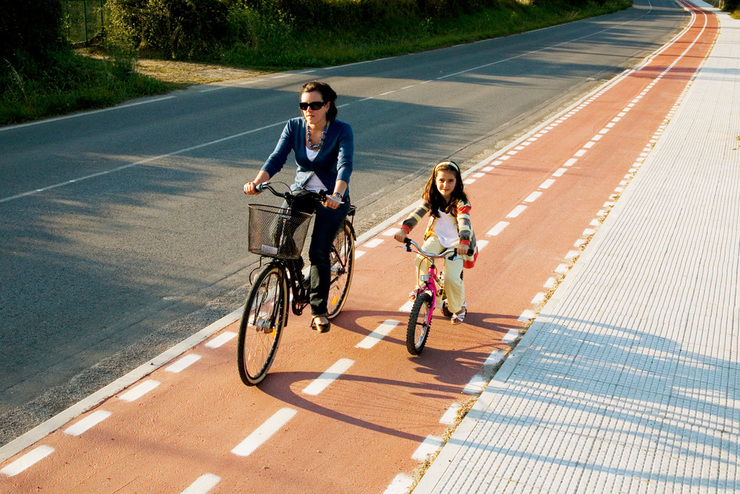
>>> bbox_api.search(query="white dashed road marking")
[0,446,54,477]
[119,380,160,402]
[302,359,354,396]
[64,410,112,436]
[181,474,221,494]
[356,320,400,349]
[232,408,297,457]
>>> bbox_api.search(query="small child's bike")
[402,237,457,355]
[237,183,356,385]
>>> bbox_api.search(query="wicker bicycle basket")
[248,205,312,259]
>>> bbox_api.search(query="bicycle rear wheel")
[407,292,432,355]
[237,264,287,385]
[326,221,355,319]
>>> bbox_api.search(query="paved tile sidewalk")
[415,5,739,493]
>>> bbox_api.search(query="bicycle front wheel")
[407,292,432,355]
[326,221,355,319]
[237,264,287,385]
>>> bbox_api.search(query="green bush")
[0,0,67,94]
[108,0,230,59]
[0,0,66,63]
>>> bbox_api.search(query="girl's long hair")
[423,161,468,217]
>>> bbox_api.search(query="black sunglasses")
[299,101,326,111]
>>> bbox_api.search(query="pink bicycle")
[402,238,457,355]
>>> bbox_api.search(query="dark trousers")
[287,191,349,316]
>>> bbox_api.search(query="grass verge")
[1,0,631,126]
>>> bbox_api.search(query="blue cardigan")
[262,117,354,198]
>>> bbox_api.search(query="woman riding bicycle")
[243,81,354,334]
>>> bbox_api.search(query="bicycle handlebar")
[403,238,457,260]
[255,182,344,205]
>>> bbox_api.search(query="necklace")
[306,122,328,150]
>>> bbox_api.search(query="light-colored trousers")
[415,235,465,314]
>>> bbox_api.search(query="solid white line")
[232,408,297,457]
[64,410,112,436]
[412,435,444,461]
[119,380,160,402]
[487,221,509,236]
[0,96,175,132]
[0,445,54,477]
[356,320,399,349]
[166,354,201,373]
[181,473,221,494]
[205,331,237,348]
[302,359,354,396]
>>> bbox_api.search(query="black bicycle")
[237,183,356,385]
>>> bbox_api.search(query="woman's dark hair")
[302,81,338,121]
[423,161,468,217]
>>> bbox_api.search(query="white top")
[306,146,319,161]
[434,211,459,248]
[304,147,328,192]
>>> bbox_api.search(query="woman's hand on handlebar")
[243,181,261,195]
[456,244,468,256]
[244,171,270,195]
[323,193,342,210]
[394,230,408,243]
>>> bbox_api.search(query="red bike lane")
[0,3,717,492]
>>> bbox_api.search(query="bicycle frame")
[405,238,457,322]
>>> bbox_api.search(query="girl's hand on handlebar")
[456,244,468,255]
[243,182,261,195]
[394,230,408,243]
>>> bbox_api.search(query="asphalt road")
[0,0,688,444]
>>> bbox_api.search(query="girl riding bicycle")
[394,161,477,325]
[244,81,353,333]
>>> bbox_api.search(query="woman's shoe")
[311,316,330,333]
[451,306,467,325]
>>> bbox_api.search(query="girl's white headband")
[435,161,459,172]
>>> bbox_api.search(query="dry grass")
[135,59,265,85]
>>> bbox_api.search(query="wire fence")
[65,0,106,45]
